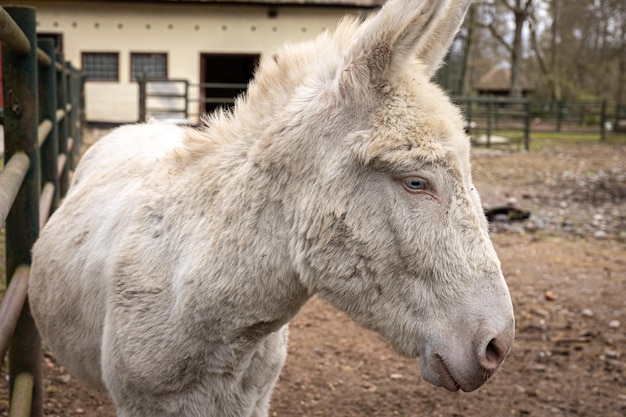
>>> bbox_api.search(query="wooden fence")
[0,5,84,417]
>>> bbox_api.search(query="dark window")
[131,52,167,81]
[82,52,119,81]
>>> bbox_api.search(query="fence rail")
[138,77,624,149]
[0,5,84,417]
[454,97,626,148]
[137,76,248,123]
[529,100,611,135]
[453,97,532,150]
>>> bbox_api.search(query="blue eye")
[404,177,427,191]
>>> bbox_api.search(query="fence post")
[600,100,606,141]
[37,38,60,213]
[72,68,83,159]
[56,52,69,196]
[138,72,146,122]
[486,100,492,147]
[67,63,79,168]
[523,99,531,151]
[79,71,86,139]
[184,79,190,121]
[556,100,563,132]
[2,6,44,417]
[466,100,473,136]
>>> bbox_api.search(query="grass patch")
[472,130,626,151]
[529,131,626,150]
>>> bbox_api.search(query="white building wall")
[16,1,365,124]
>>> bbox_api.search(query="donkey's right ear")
[335,0,473,98]
[335,0,446,98]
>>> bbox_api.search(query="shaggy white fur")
[29,1,514,416]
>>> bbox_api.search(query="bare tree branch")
[474,18,513,54]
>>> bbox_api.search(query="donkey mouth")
[433,354,461,392]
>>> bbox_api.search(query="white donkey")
[29,0,515,416]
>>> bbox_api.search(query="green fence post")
[600,100,606,141]
[72,67,83,157]
[138,72,146,122]
[37,38,60,212]
[79,72,86,141]
[66,62,80,168]
[56,52,69,196]
[2,6,44,417]
[486,100,492,148]
[523,99,531,151]
[466,99,473,136]
[579,102,586,126]
[495,98,501,129]
[556,100,563,132]
[184,79,190,121]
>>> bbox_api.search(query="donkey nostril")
[476,317,515,377]
[485,339,501,365]
[481,337,507,371]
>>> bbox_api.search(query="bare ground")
[1,136,625,417]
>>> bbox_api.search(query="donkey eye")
[403,177,428,191]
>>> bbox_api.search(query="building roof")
[473,66,534,93]
[123,0,385,7]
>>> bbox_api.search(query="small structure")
[473,65,534,97]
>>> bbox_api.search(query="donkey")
[29,0,515,416]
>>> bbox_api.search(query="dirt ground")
[1,135,625,417]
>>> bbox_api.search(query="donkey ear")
[337,0,474,94]
[414,0,475,79]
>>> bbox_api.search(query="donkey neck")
[168,141,311,345]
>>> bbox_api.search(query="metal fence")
[529,100,611,135]
[453,97,626,149]
[0,5,84,417]
[137,75,247,124]
[453,97,532,150]
[137,77,625,150]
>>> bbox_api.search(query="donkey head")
[249,0,514,392]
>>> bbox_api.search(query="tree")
[476,0,534,98]
[529,0,626,102]
[529,0,562,100]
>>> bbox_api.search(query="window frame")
[130,52,168,82]
[81,51,120,82]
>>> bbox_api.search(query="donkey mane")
[179,19,361,159]
[180,12,468,176]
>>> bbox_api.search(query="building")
[4,0,382,124]
[473,65,534,98]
